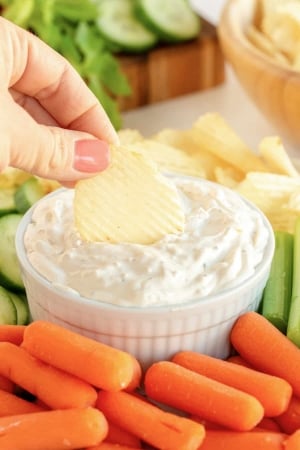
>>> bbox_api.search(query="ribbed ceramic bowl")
[218,0,300,147]
[15,183,275,368]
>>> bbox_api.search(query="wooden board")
[116,20,225,111]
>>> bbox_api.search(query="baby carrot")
[105,421,141,447]
[230,311,300,397]
[97,390,205,450]
[0,324,25,345]
[172,351,292,416]
[144,361,264,431]
[22,320,141,391]
[86,444,141,450]
[0,342,97,409]
[0,407,107,450]
[285,430,300,450]
[0,374,14,392]
[199,430,286,450]
[0,388,45,417]
[275,395,300,434]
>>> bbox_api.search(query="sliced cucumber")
[135,0,201,42]
[96,0,158,52]
[0,188,17,216]
[0,214,24,291]
[14,177,44,214]
[0,286,17,325]
[7,291,29,325]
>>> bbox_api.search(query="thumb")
[12,125,111,182]
[2,96,111,182]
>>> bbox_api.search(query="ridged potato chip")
[259,136,299,177]
[261,1,300,61]
[267,209,299,234]
[117,128,144,145]
[214,166,243,189]
[128,139,206,178]
[152,128,233,180]
[246,24,290,66]
[240,172,300,193]
[192,113,267,174]
[74,145,185,245]
[235,171,300,232]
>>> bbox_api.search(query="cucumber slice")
[96,0,158,52]
[0,214,24,291]
[14,177,45,214]
[135,0,201,42]
[8,291,29,325]
[0,188,17,216]
[0,286,17,325]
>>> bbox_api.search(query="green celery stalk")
[261,230,293,333]
[88,75,122,130]
[287,217,300,345]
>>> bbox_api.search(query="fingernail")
[74,140,110,173]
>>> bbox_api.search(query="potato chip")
[260,0,293,20]
[152,127,242,180]
[128,139,206,178]
[74,145,185,244]
[191,113,267,174]
[267,208,299,233]
[284,188,300,211]
[246,24,290,66]
[151,128,186,148]
[261,1,300,60]
[235,172,300,217]
[259,136,299,177]
[235,179,286,213]
[118,128,144,145]
[235,171,300,232]
[241,171,300,193]
[214,166,243,189]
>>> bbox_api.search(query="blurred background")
[1,0,293,154]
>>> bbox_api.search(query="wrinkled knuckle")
[47,127,70,170]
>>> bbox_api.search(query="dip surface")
[24,178,270,307]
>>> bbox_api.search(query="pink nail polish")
[74,140,110,173]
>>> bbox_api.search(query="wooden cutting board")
[116,19,225,111]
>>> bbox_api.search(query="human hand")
[0,17,119,182]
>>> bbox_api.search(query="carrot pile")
[1,313,300,449]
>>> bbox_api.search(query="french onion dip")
[24,177,269,307]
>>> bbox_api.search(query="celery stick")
[287,217,300,345]
[262,230,293,333]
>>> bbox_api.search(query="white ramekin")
[15,184,275,369]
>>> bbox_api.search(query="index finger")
[0,17,119,144]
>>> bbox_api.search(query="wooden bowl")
[218,0,300,147]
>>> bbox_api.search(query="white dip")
[24,178,270,307]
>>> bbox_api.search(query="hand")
[0,17,119,182]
